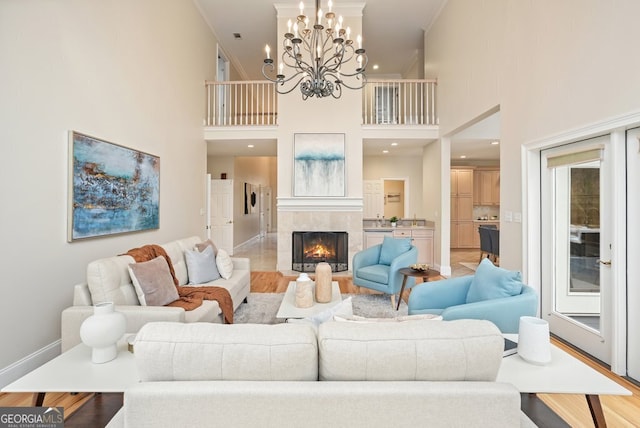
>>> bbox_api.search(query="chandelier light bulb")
[328,0,333,13]
[357,35,362,49]
[265,44,270,60]
[299,1,304,16]
[287,19,292,33]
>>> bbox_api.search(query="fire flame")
[304,243,335,259]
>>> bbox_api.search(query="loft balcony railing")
[362,79,438,126]
[205,80,277,126]
[205,79,437,127]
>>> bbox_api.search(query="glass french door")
[540,135,612,363]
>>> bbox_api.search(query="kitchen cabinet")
[451,222,475,248]
[451,168,473,196]
[364,230,392,248]
[474,169,500,205]
[364,228,434,266]
[451,168,475,248]
[393,228,434,265]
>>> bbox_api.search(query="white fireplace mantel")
[277,197,363,212]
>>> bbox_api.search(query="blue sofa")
[407,259,538,333]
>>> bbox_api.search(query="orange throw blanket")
[124,244,234,324]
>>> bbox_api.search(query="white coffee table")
[276,281,342,320]
[497,334,630,427]
[1,337,139,406]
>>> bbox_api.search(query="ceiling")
[198,0,500,162]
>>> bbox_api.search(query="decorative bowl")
[409,263,430,272]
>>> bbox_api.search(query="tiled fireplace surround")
[276,197,363,274]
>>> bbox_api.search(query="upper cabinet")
[473,169,500,205]
[451,168,474,196]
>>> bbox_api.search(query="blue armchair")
[407,259,538,333]
[353,237,418,309]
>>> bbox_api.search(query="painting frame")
[244,182,258,215]
[293,133,345,197]
[67,131,160,242]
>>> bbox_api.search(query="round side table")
[396,267,439,310]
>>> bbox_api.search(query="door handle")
[597,259,611,266]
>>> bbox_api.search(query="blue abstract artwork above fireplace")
[293,133,345,197]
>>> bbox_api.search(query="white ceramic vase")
[517,316,551,365]
[80,302,126,364]
[295,273,314,308]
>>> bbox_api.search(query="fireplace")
[292,231,348,272]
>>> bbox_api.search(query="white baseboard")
[233,234,261,253]
[0,340,61,389]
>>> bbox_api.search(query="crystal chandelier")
[262,0,367,99]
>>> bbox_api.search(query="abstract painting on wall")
[294,133,345,197]
[68,131,160,241]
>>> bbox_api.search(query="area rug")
[234,293,408,324]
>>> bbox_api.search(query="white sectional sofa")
[61,236,250,352]
[106,319,537,428]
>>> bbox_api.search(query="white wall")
[424,0,640,271]
[0,0,218,379]
[363,155,424,218]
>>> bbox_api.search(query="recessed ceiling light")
[491,141,499,145]
[248,144,254,148]
[382,150,389,154]
[391,142,398,146]
[373,64,379,70]
[233,33,242,39]
[460,155,467,159]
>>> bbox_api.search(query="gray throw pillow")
[128,256,180,306]
[185,245,221,284]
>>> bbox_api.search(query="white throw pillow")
[128,256,179,306]
[185,245,221,284]
[216,248,234,280]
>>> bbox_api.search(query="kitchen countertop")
[363,225,435,232]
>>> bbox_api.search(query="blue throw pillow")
[466,258,523,303]
[379,237,411,265]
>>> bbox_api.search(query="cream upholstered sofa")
[106,319,537,428]
[61,236,250,352]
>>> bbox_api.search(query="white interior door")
[541,136,612,363]
[363,180,384,219]
[627,127,640,381]
[210,179,234,255]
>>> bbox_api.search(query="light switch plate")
[504,211,513,222]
